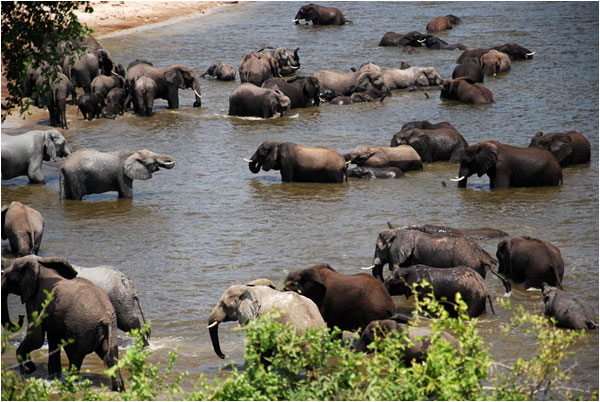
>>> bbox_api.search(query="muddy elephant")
[452,59,484,83]
[354,319,459,363]
[1,202,44,256]
[261,76,320,109]
[294,3,352,25]
[238,52,280,87]
[480,50,511,76]
[60,149,175,200]
[91,74,124,99]
[452,140,563,189]
[344,145,423,172]
[382,67,444,90]
[207,281,325,359]
[257,47,301,76]
[440,77,494,104]
[35,71,75,129]
[390,121,468,162]
[529,131,591,167]
[133,75,158,116]
[63,48,114,94]
[385,265,495,318]
[497,236,564,290]
[78,93,104,120]
[542,285,597,330]
[1,255,124,391]
[378,31,428,47]
[426,15,462,33]
[347,166,405,179]
[283,263,395,332]
[245,141,347,183]
[229,83,291,118]
[201,62,236,81]
[313,69,391,100]
[125,63,201,110]
[1,129,72,184]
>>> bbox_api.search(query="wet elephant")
[378,31,427,47]
[344,145,423,172]
[457,43,534,63]
[238,52,280,87]
[1,201,44,256]
[440,77,494,104]
[36,71,75,129]
[294,4,352,25]
[313,68,391,100]
[382,67,444,90]
[480,50,511,76]
[528,131,591,167]
[133,74,158,116]
[257,47,301,76]
[452,59,484,83]
[91,74,124,99]
[63,48,114,94]
[390,121,468,162]
[347,166,405,179]
[542,285,597,330]
[261,76,320,108]
[77,93,104,120]
[228,83,291,118]
[400,224,508,240]
[201,62,236,81]
[426,15,462,33]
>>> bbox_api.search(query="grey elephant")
[390,121,469,162]
[63,48,114,94]
[59,149,175,200]
[133,75,158,116]
[125,63,202,110]
[347,166,405,179]
[457,44,535,62]
[202,62,236,81]
[1,201,44,256]
[72,264,150,345]
[77,93,104,120]
[207,281,325,359]
[381,67,444,90]
[91,73,124,99]
[401,224,508,240]
[313,69,392,100]
[245,141,347,183]
[542,285,597,330]
[480,50,511,77]
[1,129,72,183]
[440,77,494,104]
[1,255,124,391]
[452,59,485,83]
[238,52,280,86]
[344,145,423,172]
[261,76,321,108]
[228,83,291,118]
[529,131,591,167]
[385,265,495,318]
[35,71,75,129]
[257,47,301,76]
[294,3,352,25]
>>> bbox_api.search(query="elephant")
[59,149,175,200]
[399,224,508,240]
[201,62,236,81]
[293,4,352,25]
[106,87,127,110]
[480,50,511,76]
[385,265,495,318]
[313,69,392,100]
[452,140,563,189]
[133,74,158,116]
[354,319,460,363]
[496,236,564,290]
[400,120,456,130]
[347,166,405,179]
[257,47,301,76]
[91,73,124,99]
[63,48,114,94]
[1,255,125,391]
[77,93,104,120]
[35,71,75,129]
[283,263,395,332]
[261,76,320,108]
[452,59,484,83]
[101,102,123,119]
[457,44,534,63]
[124,63,201,110]
[426,15,462,33]
[344,145,423,172]
[24,64,74,108]
[1,129,72,184]
[363,226,501,285]
[422,36,466,51]
[440,77,494,104]
[381,67,444,90]
[1,201,44,256]
[378,31,428,47]
[238,52,280,87]
[542,285,597,330]
[329,92,379,105]
[390,122,468,162]
[72,264,150,345]
[207,281,325,359]
[127,59,153,70]
[245,141,347,183]
[528,131,591,167]
[228,83,291,118]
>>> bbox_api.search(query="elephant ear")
[238,289,260,325]
[496,239,512,275]
[1,205,7,240]
[262,143,278,172]
[269,57,280,77]
[475,142,498,177]
[164,67,187,89]
[13,257,41,303]
[299,271,326,307]
[411,133,430,159]
[44,132,57,161]
[551,135,573,164]
[124,152,152,180]
[37,257,78,279]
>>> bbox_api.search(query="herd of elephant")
[1,2,597,392]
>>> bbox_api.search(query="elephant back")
[248,287,325,330]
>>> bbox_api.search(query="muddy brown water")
[2,1,598,397]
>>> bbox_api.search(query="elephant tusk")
[243,158,253,163]
[345,160,352,165]
[293,19,299,22]
[207,321,219,329]
[503,291,512,298]
[417,39,427,44]
[450,176,465,182]
[526,51,536,57]
[193,89,203,98]
[290,65,300,70]
[361,265,376,270]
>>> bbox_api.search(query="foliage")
[1,1,93,118]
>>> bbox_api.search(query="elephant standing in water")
[238,52,280,87]
[207,281,325,358]
[202,62,236,81]
[440,77,494,104]
[452,140,563,189]
[229,83,291,118]
[542,285,597,330]
[60,149,175,200]
[257,47,301,76]
[381,67,444,90]
[313,68,391,100]
[344,145,423,172]
[293,4,352,25]
[36,71,75,129]
[245,141,347,183]
[133,75,158,116]
[426,15,462,32]
[261,76,321,108]
[2,201,44,256]
[528,131,591,167]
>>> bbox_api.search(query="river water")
[2,1,598,396]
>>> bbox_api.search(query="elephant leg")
[95,343,125,391]
[167,86,179,109]
[64,344,85,374]
[117,184,134,198]
[27,164,45,184]
[449,148,464,163]
[16,325,46,374]
[491,173,510,189]
[47,332,63,377]
[119,316,149,346]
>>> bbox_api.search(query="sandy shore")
[1,1,236,129]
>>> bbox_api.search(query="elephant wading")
[294,4,352,25]
[245,141,347,183]
[262,76,320,108]
[207,281,325,359]
[60,149,175,200]
[385,265,495,318]
[63,48,114,94]
[440,77,494,104]
[390,121,468,163]
[229,83,291,118]
[313,69,391,100]
[283,263,395,332]
[480,50,511,76]
[1,129,72,184]
[457,44,535,63]
[347,166,405,179]
[344,145,423,172]
[382,67,444,90]
[542,285,598,330]
[133,75,158,116]
[452,140,563,189]
[1,256,124,391]
[2,202,44,256]
[91,74,124,99]
[426,15,462,33]
[202,62,236,81]
[238,52,280,87]
[36,71,75,129]
[496,236,564,290]
[378,31,427,47]
[529,131,591,167]
[78,93,104,120]
[257,47,301,76]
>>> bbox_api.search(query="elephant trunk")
[1,277,21,330]
[248,159,261,174]
[208,321,225,359]
[192,80,202,107]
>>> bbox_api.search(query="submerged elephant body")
[344,145,423,172]
[1,202,44,256]
[441,77,493,104]
[529,131,591,167]
[294,4,352,25]
[542,285,597,330]
[381,67,444,90]
[202,62,236,81]
[229,83,291,118]
[391,121,468,163]
[261,76,320,109]
[426,15,462,33]
[347,166,405,179]
[313,69,391,100]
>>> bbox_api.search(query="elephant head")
[164,65,202,107]
[268,89,291,117]
[246,141,280,174]
[43,130,72,162]
[492,43,535,59]
[481,50,511,76]
[343,146,377,165]
[446,14,462,25]
[282,263,334,307]
[415,68,444,86]
[453,140,498,188]
[288,76,321,106]
[384,269,416,298]
[94,48,114,76]
[353,71,391,99]
[366,229,405,281]
[123,150,175,181]
[529,132,572,165]
[294,4,318,24]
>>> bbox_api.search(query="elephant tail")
[486,295,496,315]
[134,294,150,339]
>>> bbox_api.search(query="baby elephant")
[202,62,236,81]
[60,149,175,200]
[542,284,597,330]
[1,201,44,256]
[440,77,494,104]
[78,93,104,120]
[347,166,404,179]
